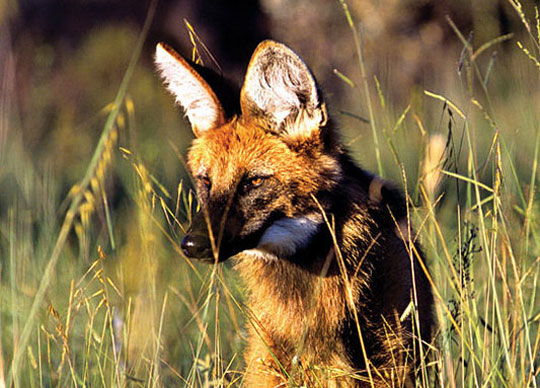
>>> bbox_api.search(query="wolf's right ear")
[154,43,226,137]
[240,40,327,140]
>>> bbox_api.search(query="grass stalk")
[5,1,157,385]
[339,0,384,177]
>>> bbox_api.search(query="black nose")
[181,233,212,259]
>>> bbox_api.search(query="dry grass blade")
[5,1,158,384]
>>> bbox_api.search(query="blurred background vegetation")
[0,0,539,386]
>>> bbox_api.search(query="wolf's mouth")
[181,210,323,263]
[180,218,270,263]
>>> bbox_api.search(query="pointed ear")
[155,43,226,137]
[240,40,327,139]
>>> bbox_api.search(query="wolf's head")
[155,41,342,262]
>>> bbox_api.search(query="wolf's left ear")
[155,43,226,137]
[240,41,327,139]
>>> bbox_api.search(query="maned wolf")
[155,40,433,387]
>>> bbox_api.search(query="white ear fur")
[240,40,326,138]
[155,43,225,137]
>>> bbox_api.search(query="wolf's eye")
[243,176,266,192]
[199,176,211,190]
[249,177,264,187]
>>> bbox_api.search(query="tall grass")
[1,0,539,386]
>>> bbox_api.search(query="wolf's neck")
[235,245,357,340]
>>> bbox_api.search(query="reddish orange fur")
[156,40,433,388]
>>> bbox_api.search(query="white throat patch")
[243,213,323,260]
